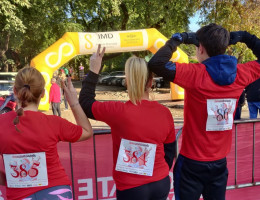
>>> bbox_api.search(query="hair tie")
[24,85,30,90]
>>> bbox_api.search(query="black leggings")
[116,176,170,200]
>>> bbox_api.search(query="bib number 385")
[3,152,48,188]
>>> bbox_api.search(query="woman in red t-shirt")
[0,67,93,200]
[79,45,176,200]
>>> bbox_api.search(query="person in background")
[234,90,246,120]
[79,45,176,200]
[245,78,260,119]
[0,67,93,200]
[61,73,69,110]
[69,67,74,79]
[148,23,260,200]
[49,78,61,116]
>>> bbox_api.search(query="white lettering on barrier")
[77,175,174,200]
[78,179,93,199]
[0,190,4,200]
[169,172,173,190]
[77,177,116,199]
[97,177,115,198]
[0,175,174,199]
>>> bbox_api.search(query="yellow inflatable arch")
[30,28,188,111]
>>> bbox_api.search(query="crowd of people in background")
[49,68,70,116]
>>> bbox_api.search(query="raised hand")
[171,32,199,47]
[229,31,244,45]
[89,44,106,74]
[62,77,79,108]
[182,32,199,47]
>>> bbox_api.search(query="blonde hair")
[125,56,152,105]
[13,67,45,131]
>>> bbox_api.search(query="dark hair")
[196,23,230,57]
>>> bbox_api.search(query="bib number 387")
[115,139,156,176]
[3,152,48,188]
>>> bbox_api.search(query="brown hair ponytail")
[13,67,45,132]
[13,108,24,132]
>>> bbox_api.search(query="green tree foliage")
[66,0,200,73]
[197,0,260,63]
[1,0,201,72]
[0,0,30,71]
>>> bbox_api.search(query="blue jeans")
[248,102,260,119]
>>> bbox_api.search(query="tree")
[65,0,201,72]
[197,0,260,63]
[0,0,30,71]
[1,0,201,73]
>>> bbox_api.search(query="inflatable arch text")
[30,28,188,110]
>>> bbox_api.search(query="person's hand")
[62,77,79,109]
[172,32,199,47]
[181,32,199,47]
[229,31,244,45]
[89,44,106,74]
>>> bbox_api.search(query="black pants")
[116,176,170,200]
[51,102,61,117]
[174,154,228,200]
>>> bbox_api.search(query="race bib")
[3,152,48,188]
[115,139,156,176]
[206,99,236,131]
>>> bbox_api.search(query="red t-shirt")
[174,61,260,161]
[0,111,82,200]
[92,100,175,190]
[49,83,61,103]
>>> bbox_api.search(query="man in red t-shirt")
[148,23,260,200]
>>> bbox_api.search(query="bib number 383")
[115,139,156,176]
[3,152,48,188]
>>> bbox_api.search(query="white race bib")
[206,99,236,131]
[3,152,48,188]
[115,139,156,176]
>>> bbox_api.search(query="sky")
[189,12,200,32]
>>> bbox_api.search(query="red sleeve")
[237,61,260,86]
[174,63,205,89]
[164,111,175,144]
[57,118,83,143]
[92,101,123,125]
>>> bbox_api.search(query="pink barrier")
[1,122,260,199]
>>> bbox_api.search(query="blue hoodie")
[203,55,237,86]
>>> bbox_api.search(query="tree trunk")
[0,32,10,72]
[3,63,8,72]
[0,32,10,57]
[120,2,129,30]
